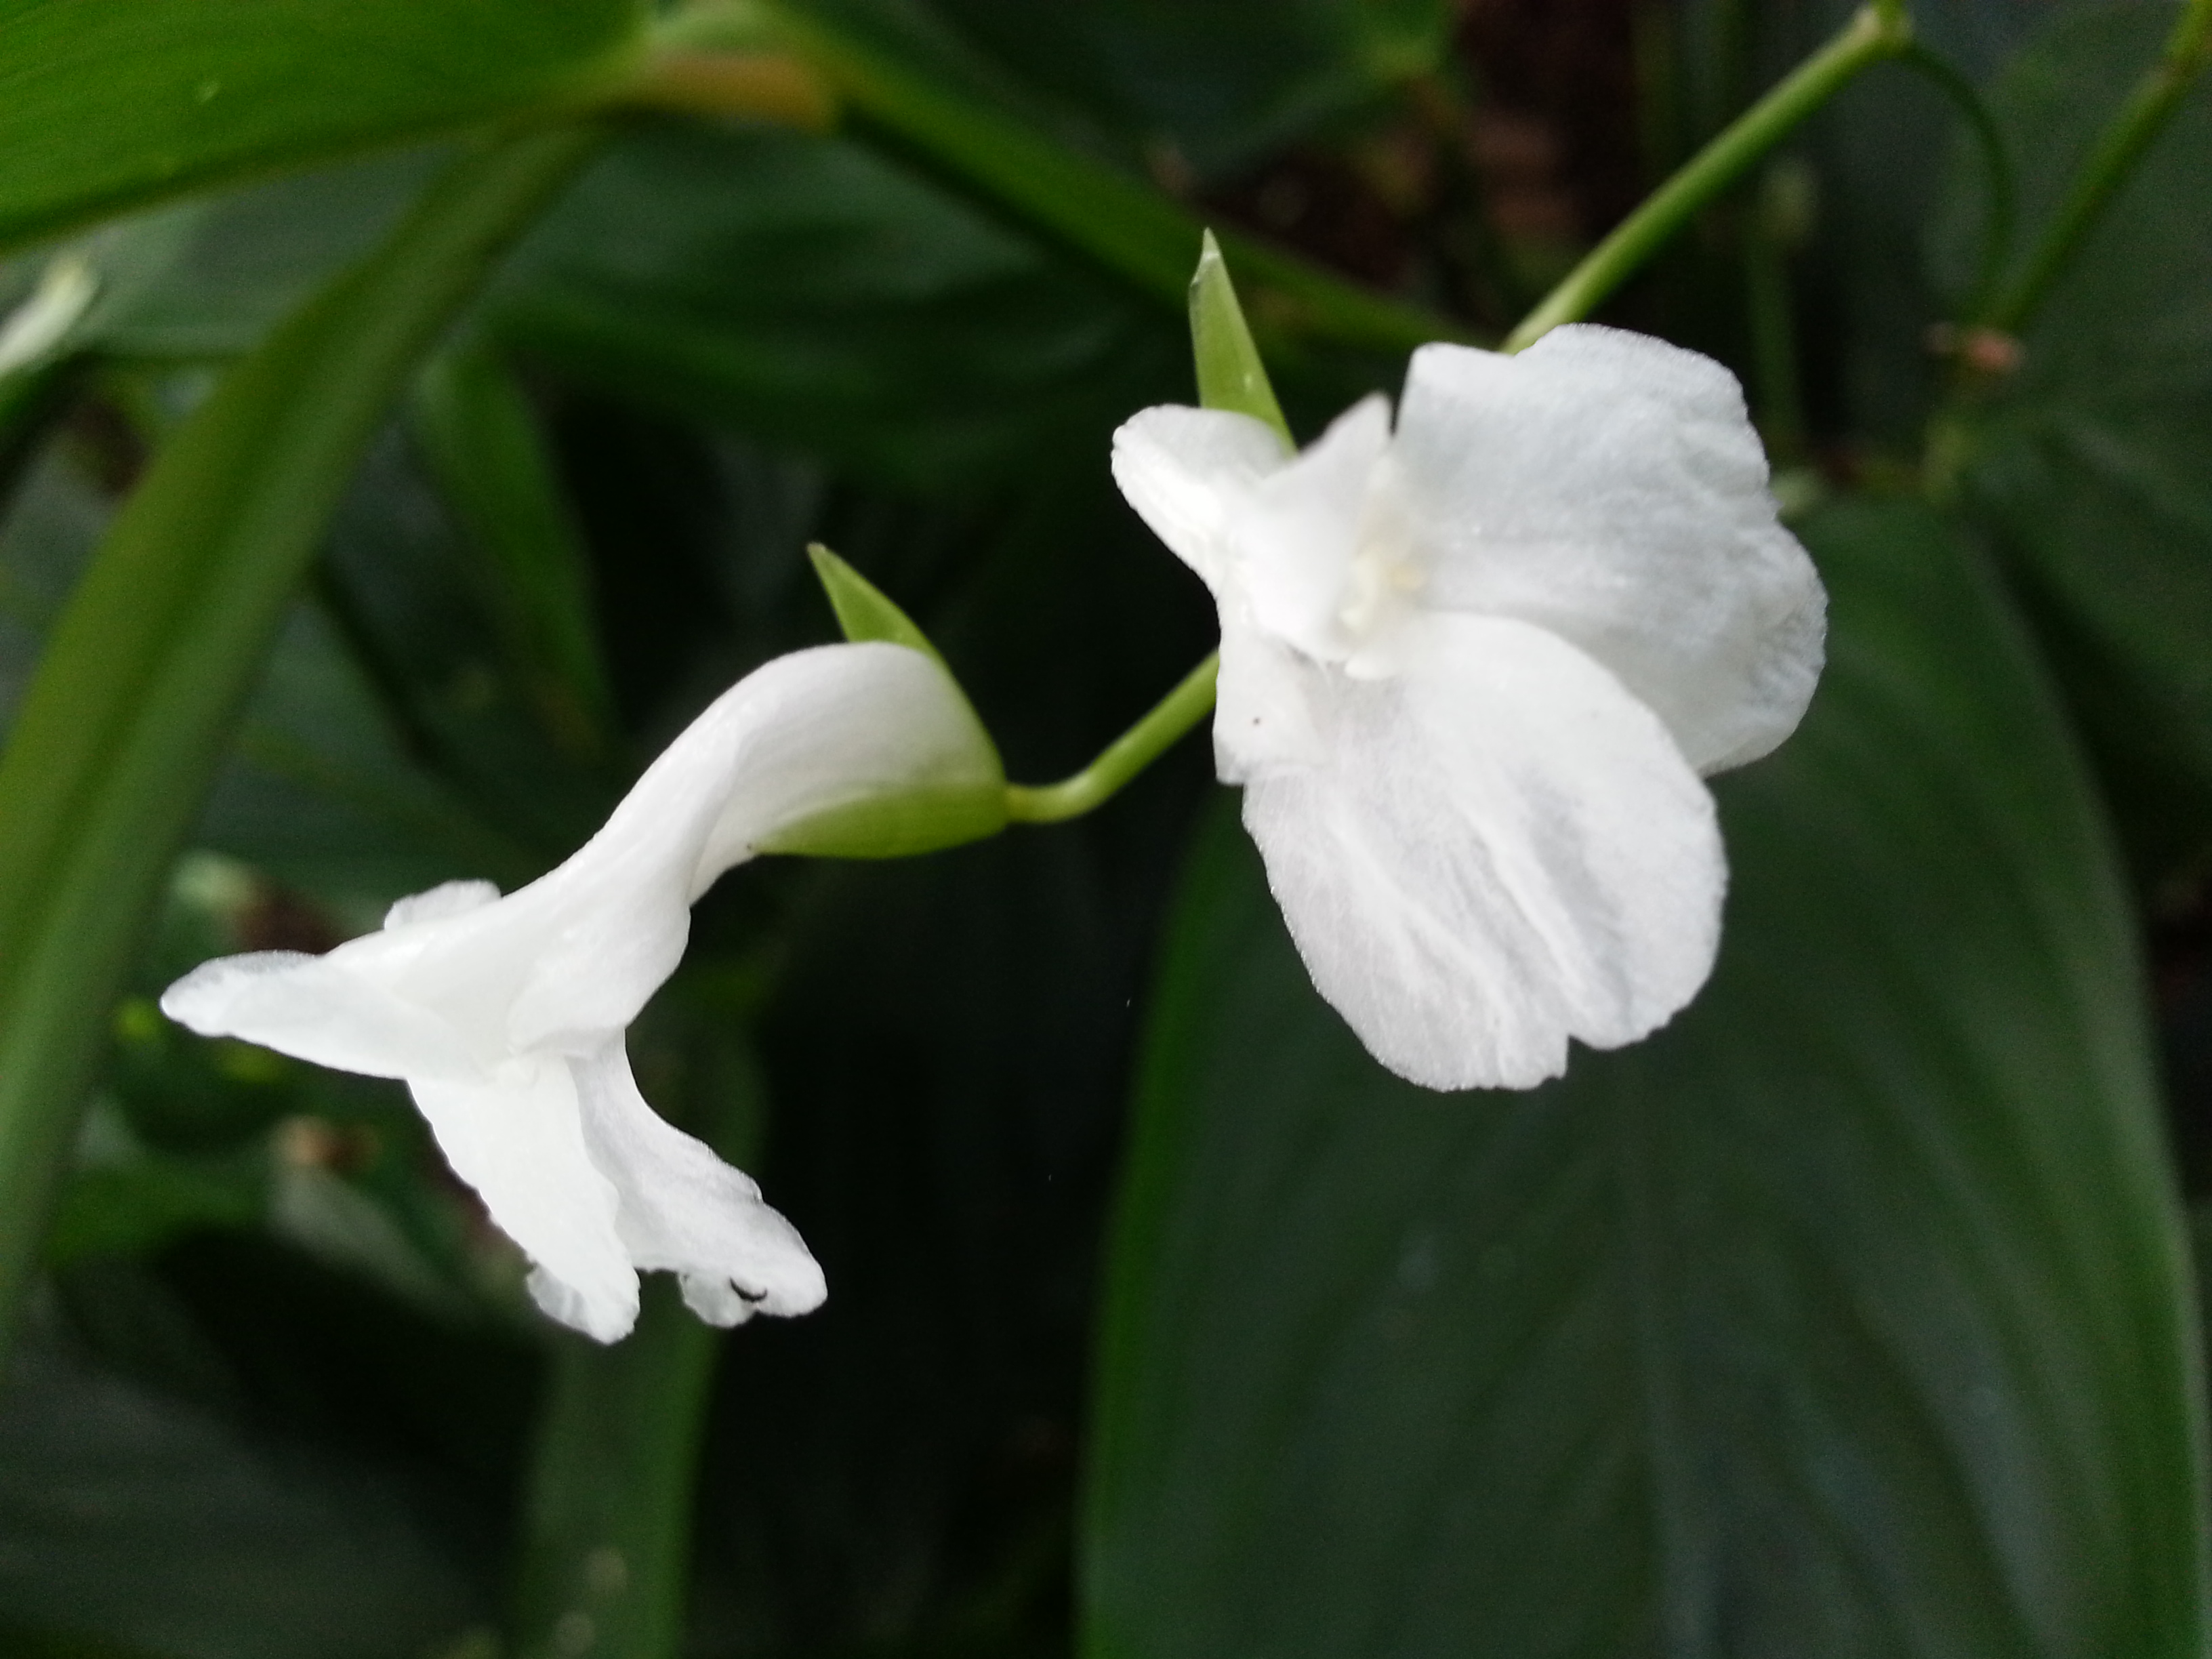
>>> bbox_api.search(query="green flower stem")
[1504,4,1912,351]
[649,3,1471,355]
[0,126,598,1365]
[1980,0,2212,335]
[1896,43,2016,317]
[510,1282,723,1659]
[1004,653,1218,825]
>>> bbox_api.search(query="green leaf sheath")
[1082,501,2208,1657]
[1504,4,1910,351]
[411,346,619,762]
[0,127,601,1364]
[668,1,1469,356]
[0,0,643,256]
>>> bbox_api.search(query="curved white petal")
[1231,395,1392,661]
[507,642,998,1050]
[1212,621,1330,782]
[1110,405,1290,598]
[1240,614,1724,1091]
[572,1046,825,1324]
[411,1054,638,1343]
[159,951,482,1083]
[1394,325,1824,773]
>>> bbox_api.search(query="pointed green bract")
[806,541,945,666]
[1188,231,1290,447]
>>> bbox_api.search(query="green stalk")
[651,2,1472,354]
[1980,0,2212,335]
[510,1282,723,1659]
[0,125,599,1364]
[1504,4,1912,351]
[1004,653,1219,825]
[1896,42,2016,319]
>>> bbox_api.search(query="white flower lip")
[161,640,1005,1342]
[1112,323,1827,1091]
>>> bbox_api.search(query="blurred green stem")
[1896,43,2015,319]
[1504,4,1912,350]
[508,1017,771,1659]
[1005,653,1218,825]
[1978,0,2212,335]
[0,127,597,1368]
[649,1,1474,354]
[511,1282,724,1659]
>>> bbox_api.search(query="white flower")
[1112,323,1824,1090]
[162,642,1005,1341]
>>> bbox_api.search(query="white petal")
[1240,613,1724,1091]
[505,642,998,1050]
[572,1045,826,1323]
[384,879,499,929]
[159,951,483,1082]
[1212,621,1329,782]
[1394,325,1824,774]
[410,1055,639,1343]
[1231,395,1392,661]
[1110,405,1291,598]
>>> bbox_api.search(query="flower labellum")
[1112,322,1825,1090]
[163,640,1007,1341]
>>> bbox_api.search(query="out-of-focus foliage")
[1,1,2209,1656]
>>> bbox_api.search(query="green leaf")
[1189,230,1290,445]
[411,345,617,762]
[0,1334,482,1658]
[0,129,597,1360]
[491,121,1182,491]
[1084,497,2207,1656]
[807,541,944,663]
[0,0,644,255]
[1936,4,2212,876]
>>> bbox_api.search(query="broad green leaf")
[493,121,1183,491]
[1929,6,2212,877]
[0,1334,481,1658]
[0,130,597,1359]
[0,0,644,255]
[1084,498,2207,1657]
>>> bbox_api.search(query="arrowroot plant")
[0,1,2208,1656]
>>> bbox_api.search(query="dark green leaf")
[1938,5,2212,876]
[0,1334,482,1658]
[1084,498,2206,1656]
[0,0,642,254]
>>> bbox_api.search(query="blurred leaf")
[903,0,1454,178]
[411,346,617,763]
[0,1333,482,1658]
[0,130,597,1357]
[1936,5,2212,876]
[494,121,1181,491]
[0,0,643,254]
[1084,498,2206,1656]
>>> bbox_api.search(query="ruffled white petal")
[1393,325,1824,773]
[1110,405,1290,597]
[410,1054,638,1343]
[1240,613,1724,1090]
[573,1046,826,1325]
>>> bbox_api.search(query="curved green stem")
[651,3,1472,354]
[1897,42,2015,318]
[1005,653,1218,825]
[1504,4,1912,351]
[1980,0,2212,335]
